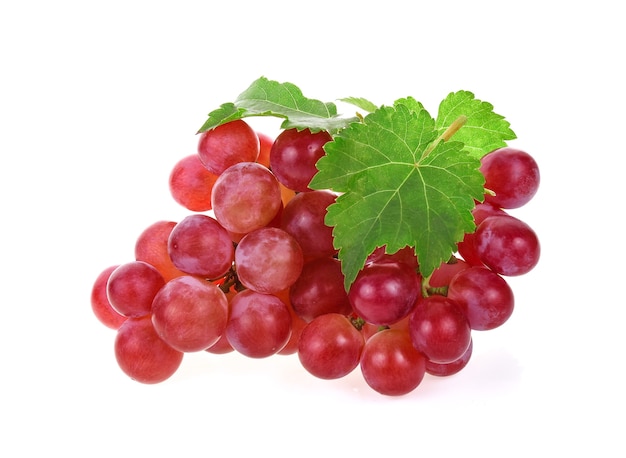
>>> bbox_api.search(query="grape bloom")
[90,78,541,396]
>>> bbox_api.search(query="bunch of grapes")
[90,119,540,396]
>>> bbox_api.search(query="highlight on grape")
[90,78,540,396]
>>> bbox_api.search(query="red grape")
[280,189,338,260]
[234,227,304,294]
[91,265,127,329]
[197,119,259,175]
[269,127,332,192]
[348,261,420,326]
[114,315,184,384]
[211,162,282,235]
[225,289,292,358]
[360,329,426,396]
[151,276,229,352]
[106,261,165,318]
[480,147,540,209]
[298,313,364,379]
[167,214,234,279]
[447,266,514,330]
[409,295,471,364]
[135,220,187,282]
[475,215,540,276]
[425,338,473,376]
[169,154,218,212]
[289,257,352,322]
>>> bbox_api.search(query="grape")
[475,215,540,276]
[280,190,337,260]
[480,147,540,209]
[425,338,473,377]
[211,162,282,235]
[297,313,364,380]
[447,266,514,330]
[360,329,426,396]
[348,261,420,326]
[234,227,304,294]
[151,276,229,352]
[225,289,292,358]
[106,261,165,318]
[269,128,332,192]
[409,295,471,364]
[366,245,419,271]
[457,202,507,267]
[169,154,219,212]
[289,257,353,322]
[255,131,273,168]
[114,315,184,384]
[135,220,187,282]
[167,214,234,279]
[428,256,470,289]
[197,119,259,175]
[91,265,127,329]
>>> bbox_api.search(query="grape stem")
[421,115,467,159]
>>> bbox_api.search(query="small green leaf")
[339,97,378,113]
[435,91,516,158]
[197,77,357,134]
[310,103,485,290]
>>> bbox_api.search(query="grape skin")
[135,220,187,282]
[298,313,364,380]
[475,215,540,276]
[360,329,426,396]
[409,295,472,364]
[234,227,304,294]
[225,289,292,358]
[447,266,514,330]
[167,214,234,279]
[91,265,127,329]
[114,315,184,384]
[151,276,229,352]
[480,147,540,209]
[168,154,218,212]
[211,162,282,235]
[197,119,260,175]
[106,261,165,318]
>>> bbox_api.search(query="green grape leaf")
[435,90,517,158]
[309,102,486,290]
[197,77,357,134]
[339,96,379,113]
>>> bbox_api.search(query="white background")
[2,1,623,456]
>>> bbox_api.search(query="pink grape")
[225,289,292,358]
[197,119,260,175]
[114,315,184,384]
[269,127,332,192]
[280,189,338,260]
[475,215,540,276]
[91,265,127,329]
[234,227,304,294]
[297,313,364,380]
[211,162,282,235]
[360,329,426,396]
[106,261,165,318]
[366,245,419,271]
[447,266,514,330]
[151,276,229,352]
[167,214,234,279]
[289,257,353,322]
[169,154,218,212]
[409,295,471,364]
[425,338,473,376]
[348,261,420,326]
[428,256,470,288]
[480,147,540,209]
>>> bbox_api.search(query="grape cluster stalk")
[90,119,540,396]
